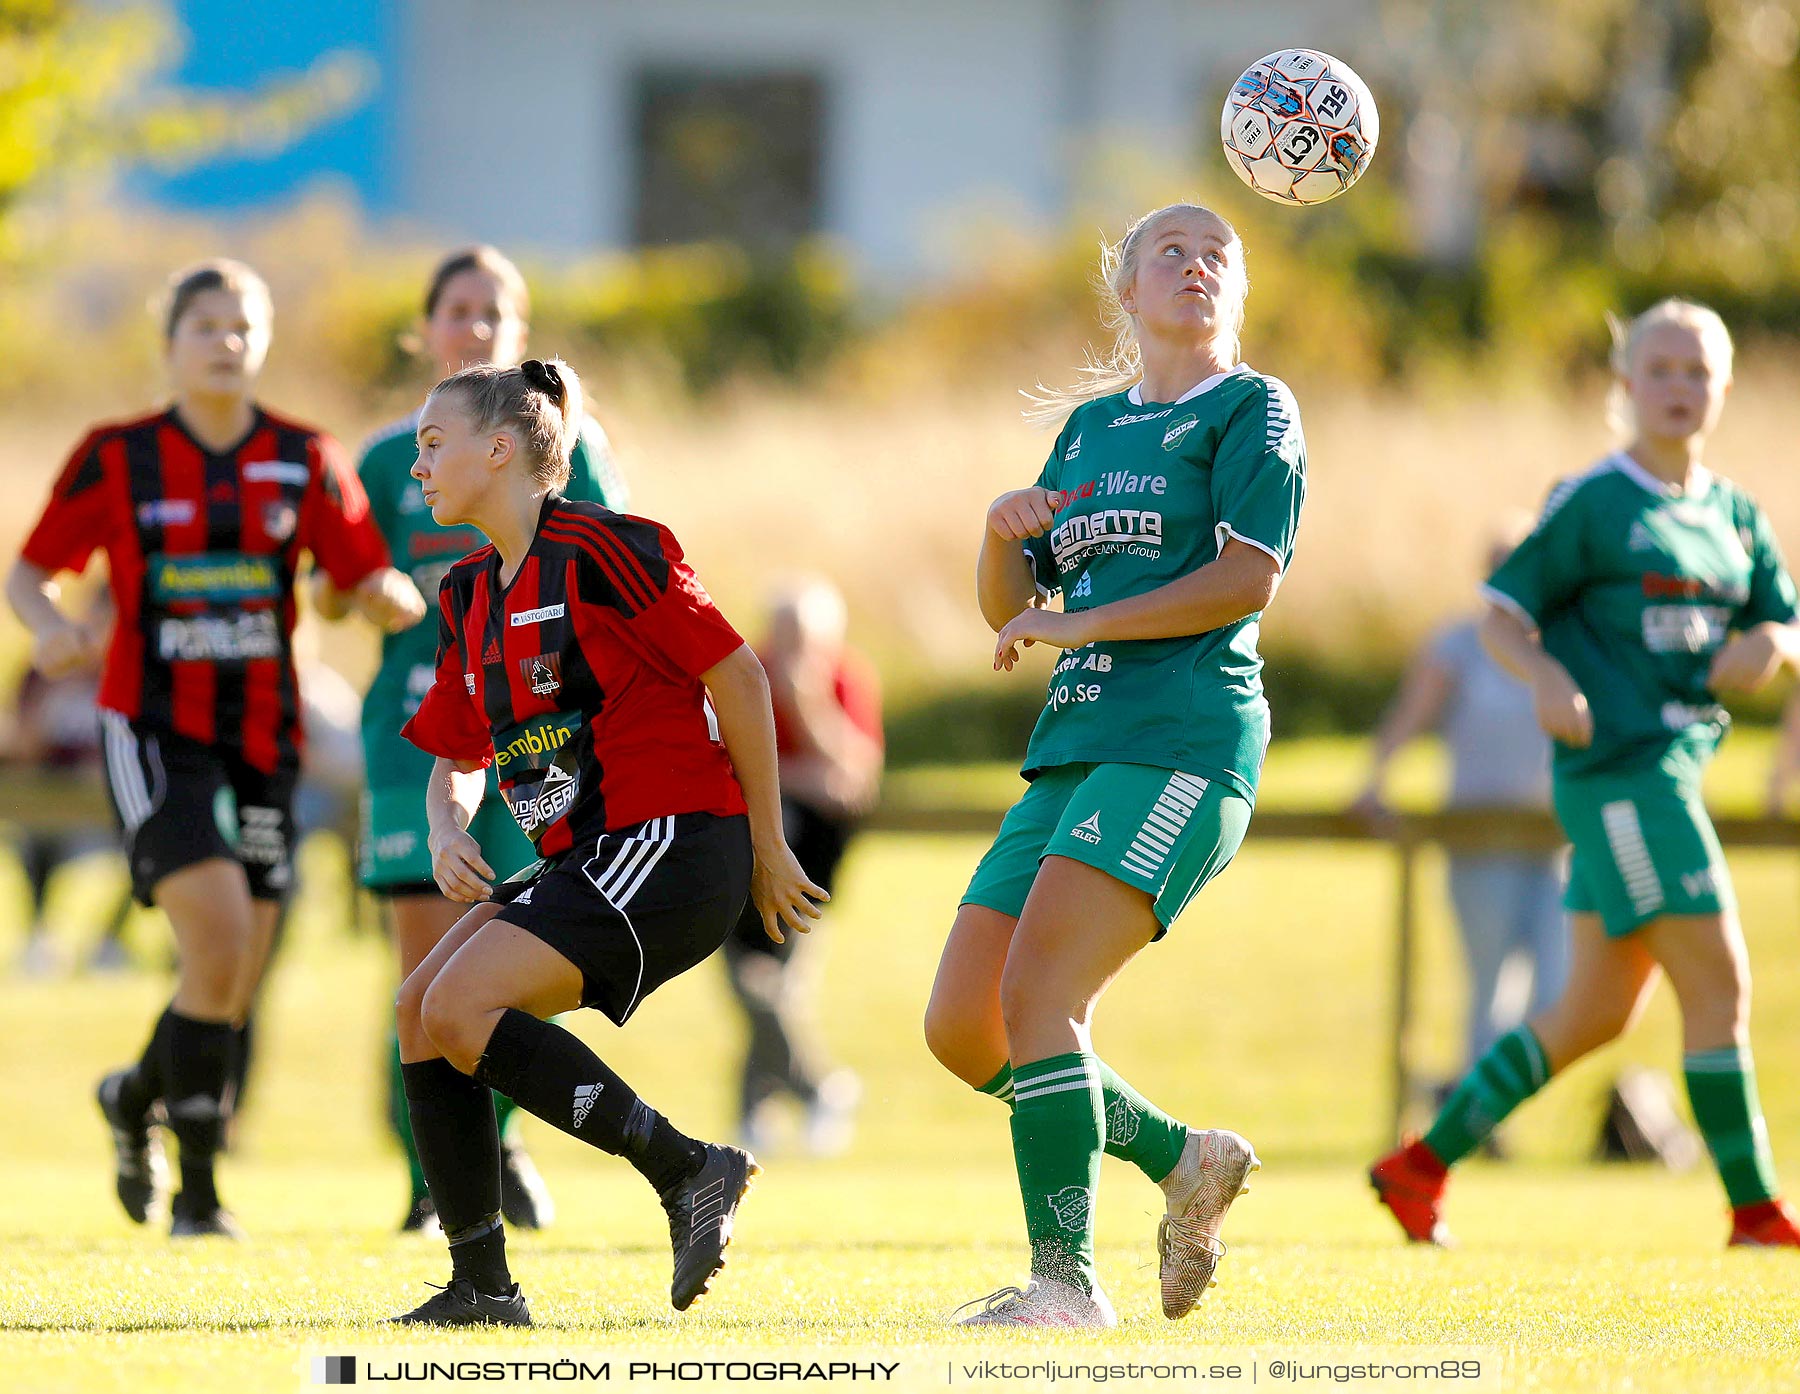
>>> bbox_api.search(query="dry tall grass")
[6,360,1800,701]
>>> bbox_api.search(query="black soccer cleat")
[96,1070,167,1225]
[170,1205,245,1239]
[500,1144,555,1230]
[389,1279,532,1327]
[659,1144,759,1312]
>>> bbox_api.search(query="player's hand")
[428,824,494,903]
[994,606,1093,671]
[32,619,104,679]
[1531,664,1593,748]
[751,839,829,945]
[1708,627,1784,696]
[353,567,429,633]
[986,487,1061,542]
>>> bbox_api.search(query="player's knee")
[923,997,976,1078]
[418,977,478,1065]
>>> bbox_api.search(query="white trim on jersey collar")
[1604,449,1712,500]
[1126,362,1251,408]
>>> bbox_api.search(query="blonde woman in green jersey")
[317,248,628,1234]
[925,203,1306,1327]
[1372,300,1800,1250]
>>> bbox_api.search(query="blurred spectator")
[1353,514,1570,1079]
[724,577,883,1156]
[4,656,133,978]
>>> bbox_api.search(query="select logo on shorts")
[148,552,281,603]
[1162,414,1199,450]
[511,602,566,626]
[1070,811,1102,844]
[572,1081,604,1129]
[521,653,562,698]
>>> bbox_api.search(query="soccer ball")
[1221,49,1378,206]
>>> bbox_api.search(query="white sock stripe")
[612,817,676,906]
[1685,1048,1752,1072]
[1022,1073,1101,1095]
[1013,1078,1103,1103]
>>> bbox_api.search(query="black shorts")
[493,811,752,1025]
[728,798,857,963]
[99,712,298,905]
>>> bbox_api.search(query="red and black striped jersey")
[20,406,389,772]
[403,496,748,857]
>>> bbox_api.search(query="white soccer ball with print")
[1221,49,1378,206]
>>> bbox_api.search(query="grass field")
[4,737,1800,1392]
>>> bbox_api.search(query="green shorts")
[961,762,1252,936]
[1554,767,1733,937]
[360,781,541,892]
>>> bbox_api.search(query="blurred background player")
[1371,300,1800,1250]
[316,246,629,1235]
[388,357,823,1325]
[926,203,1304,1327]
[1353,516,1569,1126]
[6,259,423,1237]
[724,576,882,1156]
[4,619,135,977]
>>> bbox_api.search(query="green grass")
[4,736,1800,1392]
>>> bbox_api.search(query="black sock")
[447,1215,512,1295]
[119,1006,177,1120]
[162,1012,235,1213]
[474,1008,705,1193]
[229,1015,255,1118]
[401,1058,503,1235]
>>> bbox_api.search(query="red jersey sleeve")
[605,519,746,678]
[20,432,115,575]
[400,585,494,765]
[836,649,885,749]
[299,433,390,589]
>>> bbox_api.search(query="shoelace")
[1157,1214,1227,1262]
[948,1285,1026,1322]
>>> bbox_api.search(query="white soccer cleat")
[1157,1127,1260,1319]
[952,1276,1118,1329]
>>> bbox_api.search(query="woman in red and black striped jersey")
[386,356,823,1327]
[5,260,426,1238]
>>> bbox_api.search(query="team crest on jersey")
[1046,1185,1093,1232]
[522,652,563,697]
[1162,415,1199,450]
[1106,1095,1140,1146]
[262,500,297,541]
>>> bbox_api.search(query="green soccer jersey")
[1018,365,1307,801]
[1485,450,1798,780]
[357,410,628,789]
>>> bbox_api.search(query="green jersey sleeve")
[1484,479,1589,625]
[565,416,630,511]
[1738,497,1799,628]
[1210,377,1305,570]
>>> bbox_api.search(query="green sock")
[1009,1053,1103,1293]
[388,1034,428,1202]
[977,1062,1186,1181]
[1685,1045,1779,1208]
[1422,1025,1550,1166]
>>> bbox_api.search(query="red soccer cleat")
[1729,1197,1800,1248]
[1369,1136,1452,1246]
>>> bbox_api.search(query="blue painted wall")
[133,0,395,212]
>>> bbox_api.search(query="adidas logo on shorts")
[572,1081,604,1129]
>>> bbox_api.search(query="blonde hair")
[431,357,582,490]
[1606,298,1735,439]
[1024,203,1248,429]
[162,258,272,341]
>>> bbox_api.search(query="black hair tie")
[522,358,563,405]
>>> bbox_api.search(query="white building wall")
[397,0,1378,272]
